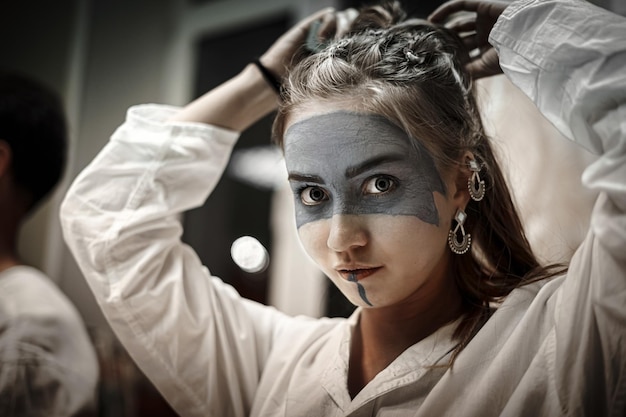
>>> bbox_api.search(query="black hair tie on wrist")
[252,59,281,94]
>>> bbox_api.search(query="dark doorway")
[182,13,290,305]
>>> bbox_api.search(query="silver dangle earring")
[468,159,485,202]
[448,209,471,255]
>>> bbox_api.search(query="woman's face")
[283,103,464,309]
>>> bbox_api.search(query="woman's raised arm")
[169,8,334,131]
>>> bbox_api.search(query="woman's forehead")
[282,111,437,183]
[283,110,411,154]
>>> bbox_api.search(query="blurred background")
[1,0,622,415]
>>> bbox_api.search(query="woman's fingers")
[466,47,501,79]
[448,16,477,33]
[335,8,359,38]
[317,10,337,40]
[429,0,481,23]
[316,8,358,41]
[261,7,335,74]
[460,33,479,51]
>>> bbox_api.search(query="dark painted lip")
[338,267,382,281]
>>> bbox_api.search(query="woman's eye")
[364,176,396,194]
[300,186,328,205]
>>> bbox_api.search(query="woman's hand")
[429,0,508,79]
[170,7,359,130]
[259,8,358,79]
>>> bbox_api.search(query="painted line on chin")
[349,272,373,307]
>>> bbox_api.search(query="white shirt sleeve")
[60,105,296,417]
[491,0,626,257]
[490,0,626,413]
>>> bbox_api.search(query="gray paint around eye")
[284,111,446,228]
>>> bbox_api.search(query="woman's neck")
[347,270,463,398]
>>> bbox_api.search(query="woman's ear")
[451,150,475,210]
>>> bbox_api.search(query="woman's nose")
[326,214,369,253]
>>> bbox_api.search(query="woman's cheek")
[297,220,330,268]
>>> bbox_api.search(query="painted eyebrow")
[345,154,405,179]
[287,173,326,184]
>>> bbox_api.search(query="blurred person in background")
[0,71,98,416]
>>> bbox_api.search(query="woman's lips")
[338,267,382,281]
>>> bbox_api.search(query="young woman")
[61,0,625,415]
[0,71,98,417]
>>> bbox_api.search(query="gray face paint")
[284,111,446,229]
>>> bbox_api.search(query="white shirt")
[60,0,626,415]
[0,266,98,416]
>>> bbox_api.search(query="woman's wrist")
[252,58,281,94]
[170,64,278,132]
